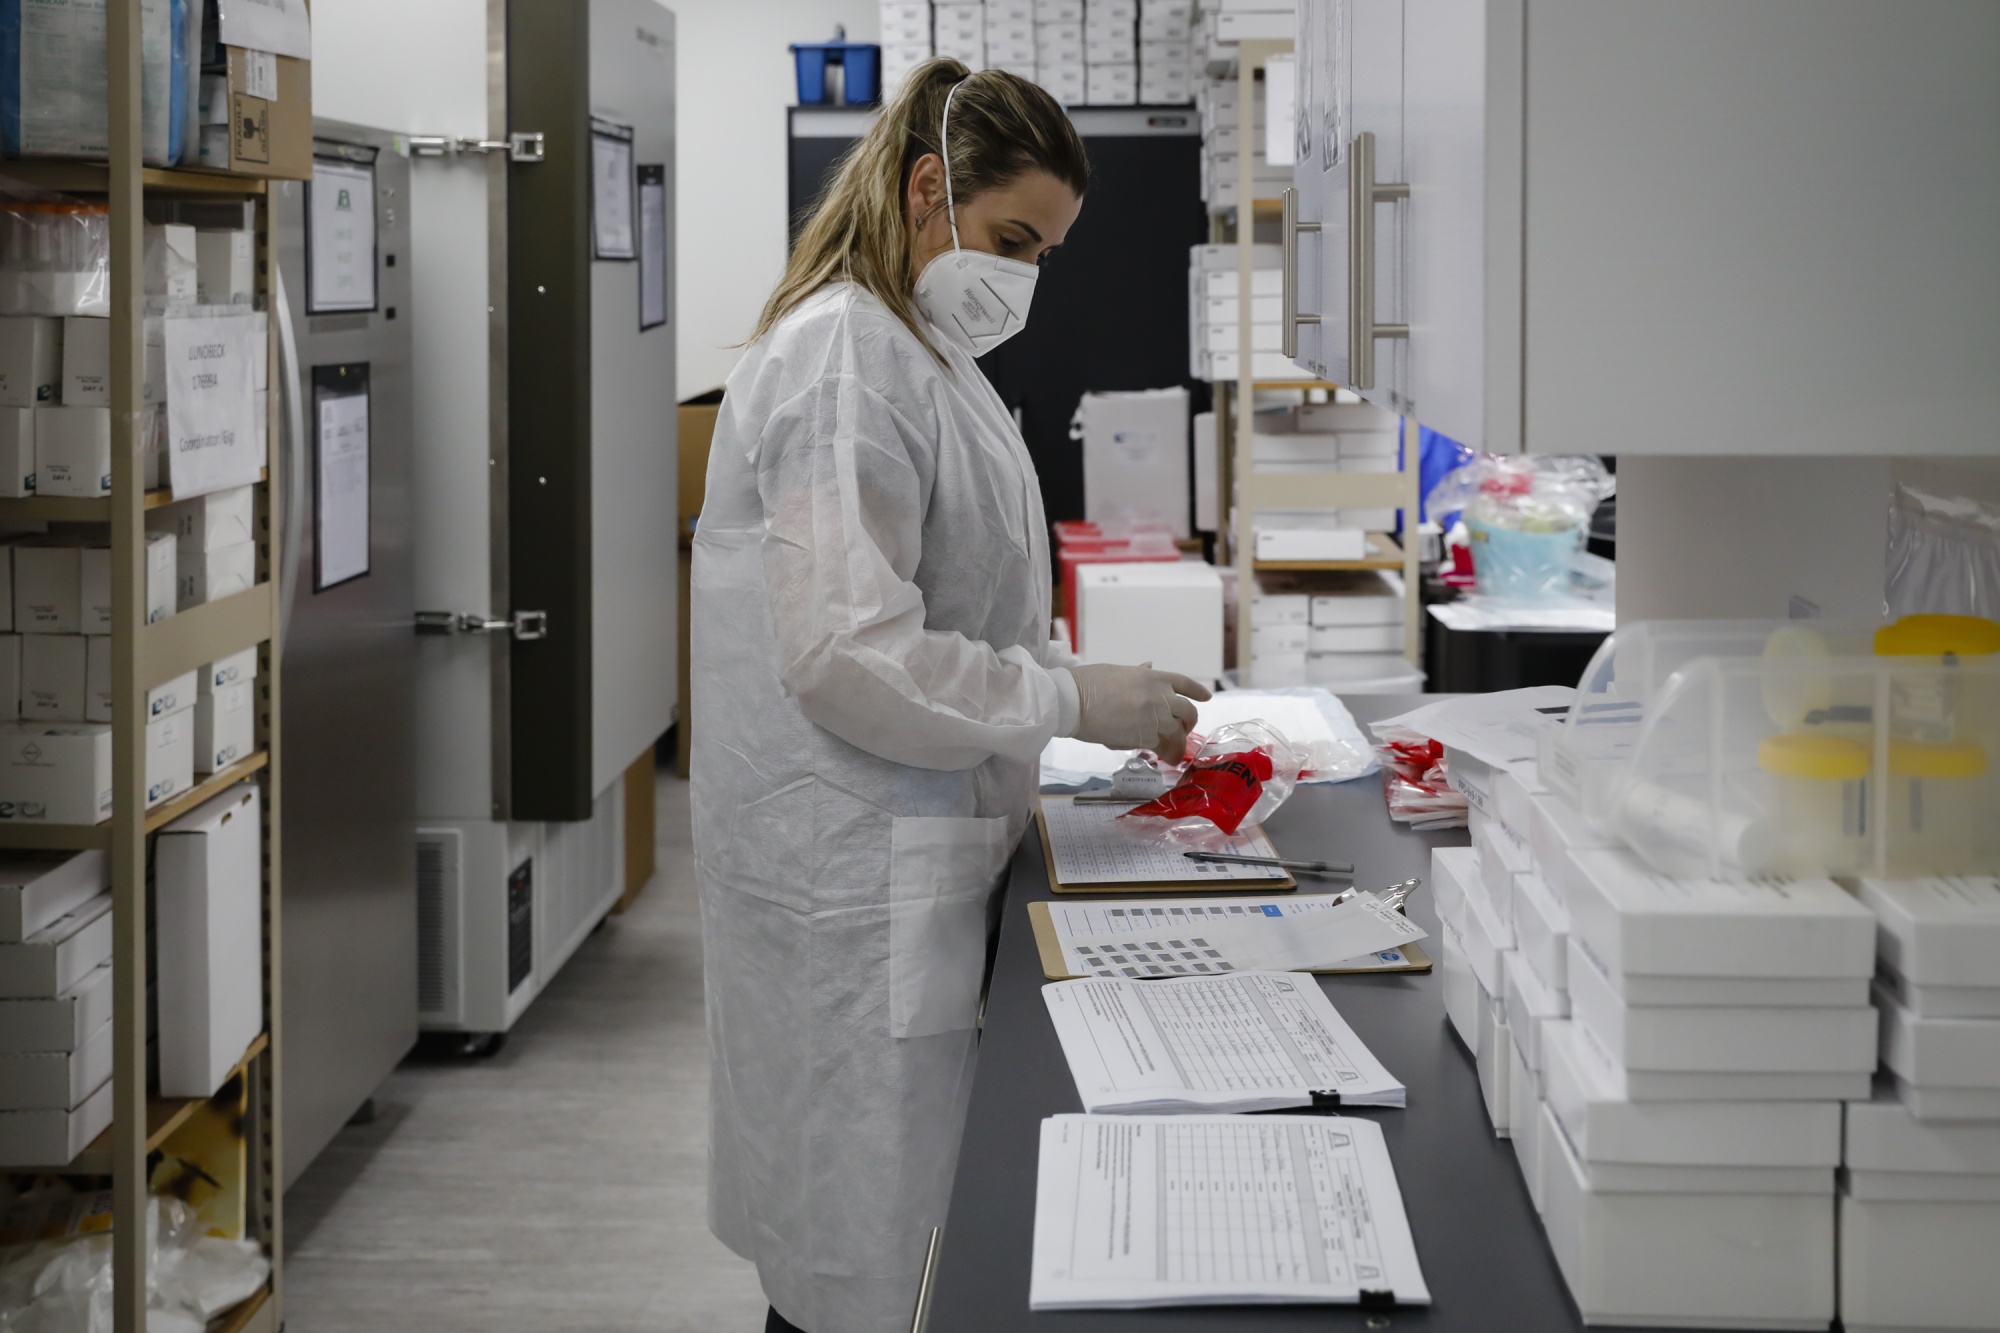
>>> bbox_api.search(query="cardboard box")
[1560,848,1876,981]
[78,534,177,632]
[1304,651,1410,683]
[19,637,85,723]
[1036,0,1084,19]
[1254,528,1369,562]
[1509,1033,1543,1213]
[1307,623,1400,653]
[0,1077,111,1167]
[59,316,108,407]
[1503,948,1567,1075]
[1075,562,1222,684]
[177,541,256,611]
[0,852,106,946]
[200,646,258,695]
[193,230,255,306]
[0,1018,110,1109]
[1495,761,1543,840]
[1477,977,1512,1137]
[1249,586,1309,628]
[0,318,61,409]
[0,895,110,998]
[14,546,80,635]
[0,724,110,826]
[1879,984,2000,1090]
[1839,1190,2000,1333]
[1440,917,1481,1054]
[145,712,194,808]
[1848,1081,2000,1175]
[1084,61,1137,104]
[155,784,263,1097]
[143,224,197,301]
[1512,868,1571,995]
[1528,787,1621,878]
[0,961,110,1053]
[193,680,254,774]
[1432,844,1478,935]
[150,485,256,556]
[84,638,196,725]
[1876,963,2000,1019]
[0,635,17,721]
[1476,817,1530,929]
[1895,1076,2000,1122]
[1248,623,1307,658]
[195,47,312,181]
[1306,573,1401,626]
[0,408,33,497]
[1457,858,1513,1000]
[1858,876,2000,988]
[1541,1103,1835,1329]
[32,407,109,498]
[1569,940,1877,1074]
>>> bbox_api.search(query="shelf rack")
[1217,39,1425,682]
[0,9,286,1332]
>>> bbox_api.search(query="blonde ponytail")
[751,60,1089,359]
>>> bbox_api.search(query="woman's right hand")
[1066,663,1213,758]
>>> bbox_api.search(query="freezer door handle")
[1281,186,1322,360]
[416,610,549,640]
[1345,131,1409,391]
[405,132,545,163]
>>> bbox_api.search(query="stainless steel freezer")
[271,121,420,1186]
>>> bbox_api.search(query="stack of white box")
[880,1,935,94]
[151,482,258,615]
[1084,0,1137,105]
[1200,0,1294,46]
[1439,754,1877,1329]
[1246,569,1401,688]
[1841,876,2000,1332]
[1195,75,1286,212]
[1187,243,1306,381]
[933,0,986,69]
[1033,0,1085,103]
[1138,0,1194,103]
[984,0,1035,79]
[0,852,113,1165]
[1245,400,1403,564]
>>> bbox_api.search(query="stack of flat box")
[984,0,1035,80]
[1195,73,1287,212]
[1033,0,1084,103]
[933,0,986,69]
[1204,0,1294,45]
[1185,243,1300,381]
[1137,0,1192,103]
[879,1,935,93]
[1843,875,2000,1332]
[1084,0,1136,104]
[1247,569,1402,688]
[0,852,113,1166]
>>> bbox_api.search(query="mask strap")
[940,79,966,253]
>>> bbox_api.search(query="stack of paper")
[1041,892,1426,979]
[1031,1113,1429,1310]
[1044,971,1405,1113]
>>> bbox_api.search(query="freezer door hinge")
[416,610,549,640]
[404,132,545,163]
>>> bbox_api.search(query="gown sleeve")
[755,364,1072,771]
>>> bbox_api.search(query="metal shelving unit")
[1,6,285,1331]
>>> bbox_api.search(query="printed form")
[1050,894,1427,979]
[1041,797,1289,886]
[1031,1114,1430,1310]
[1043,971,1406,1113]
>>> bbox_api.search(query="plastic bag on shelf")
[0,1196,266,1333]
[1424,453,1614,604]
[1377,734,1469,831]
[1886,484,2000,619]
[0,182,110,317]
[1120,720,1306,842]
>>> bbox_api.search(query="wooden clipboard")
[1028,901,1434,980]
[1035,795,1298,895]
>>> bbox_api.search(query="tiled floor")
[283,770,768,1332]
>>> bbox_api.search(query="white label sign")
[316,392,370,588]
[214,0,311,61]
[163,314,262,499]
[308,159,377,314]
[592,132,635,260]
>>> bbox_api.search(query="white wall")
[671,0,879,396]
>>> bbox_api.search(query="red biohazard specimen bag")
[1120,721,1306,840]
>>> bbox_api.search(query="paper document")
[1040,688,1377,788]
[1048,895,1425,978]
[1197,893,1428,973]
[1040,797,1287,886]
[1043,971,1405,1113]
[1031,1114,1430,1310]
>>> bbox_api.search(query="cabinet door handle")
[1345,131,1409,390]
[1281,186,1322,360]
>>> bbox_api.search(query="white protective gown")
[690,283,1081,1333]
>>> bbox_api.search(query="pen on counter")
[1183,851,1356,877]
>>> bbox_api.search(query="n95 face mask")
[911,80,1040,358]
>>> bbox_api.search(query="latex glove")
[1068,663,1212,757]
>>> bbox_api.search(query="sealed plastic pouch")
[1119,720,1305,843]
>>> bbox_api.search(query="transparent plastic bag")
[1424,454,1614,604]
[0,1197,267,1333]
[1120,720,1307,841]
[1886,484,2000,620]
[0,189,111,317]
[1377,734,1469,830]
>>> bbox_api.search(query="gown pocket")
[887,815,1015,1039]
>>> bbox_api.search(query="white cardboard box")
[0,317,61,409]
[1895,1077,2000,1122]
[177,541,256,611]
[1247,652,1305,688]
[1560,848,1876,980]
[1432,844,1478,935]
[0,961,110,1053]
[78,534,177,630]
[1450,750,1499,816]
[1846,1170,2000,1203]
[155,783,263,1098]
[0,723,111,825]
[144,224,197,301]
[1477,978,1511,1137]
[0,895,110,998]
[1503,948,1567,1075]
[1542,1019,1842,1168]
[1475,818,1529,929]
[145,711,193,808]
[0,1076,111,1167]
[1254,528,1369,562]
[1569,939,1877,1074]
[1512,868,1570,995]
[59,315,108,406]
[1249,585,1309,628]
[193,230,254,305]
[1847,1081,2000,1175]
[0,1017,110,1109]
[18,636,86,723]
[0,852,107,945]
[32,406,109,498]
[1495,762,1543,841]
[1509,1033,1543,1213]
[1307,573,1401,626]
[1307,623,1400,653]
[1840,1190,2000,1333]
[84,637,196,725]
[0,635,17,719]
[1440,916,1481,1054]
[1858,876,2000,988]
[1879,984,2000,1090]
[1528,788,1620,884]
[1457,857,1513,1001]
[193,679,254,773]
[1876,963,2000,1019]
[1075,562,1222,684]
[1305,652,1411,684]
[200,646,257,694]
[1075,387,1189,538]
[1541,1102,1835,1329]
[1247,622,1307,657]
[1571,1015,1870,1103]
[0,408,32,497]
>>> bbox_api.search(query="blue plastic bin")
[791,39,881,106]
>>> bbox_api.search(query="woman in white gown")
[690,58,1211,1333]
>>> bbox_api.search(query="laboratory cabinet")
[1289,0,2000,457]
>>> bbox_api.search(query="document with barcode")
[1043,972,1405,1113]
[1030,1114,1430,1310]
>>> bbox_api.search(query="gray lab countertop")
[927,694,1586,1332]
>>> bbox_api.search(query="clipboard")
[1035,795,1297,895]
[1028,901,1434,980]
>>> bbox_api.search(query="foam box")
[1543,1019,1842,1168]
[1876,963,2000,1019]
[193,679,254,773]
[0,722,111,825]
[145,711,194,808]
[1840,1190,2000,1333]
[1075,562,1222,684]
[0,895,110,999]
[155,783,263,1097]
[144,224,197,300]
[1858,876,2000,988]
[1560,848,1876,980]
[0,962,110,1053]
[1541,1103,1836,1330]
[1503,948,1567,1074]
[0,851,107,944]
[0,1077,111,1167]
[0,1017,110,1109]
[1569,940,1877,1074]
[1878,985,2000,1090]
[1847,1082,2000,1175]
[1509,1031,1543,1213]
[0,317,61,409]
[1512,868,1570,995]
[1431,844,1477,934]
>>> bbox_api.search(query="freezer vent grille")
[416,831,459,1018]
